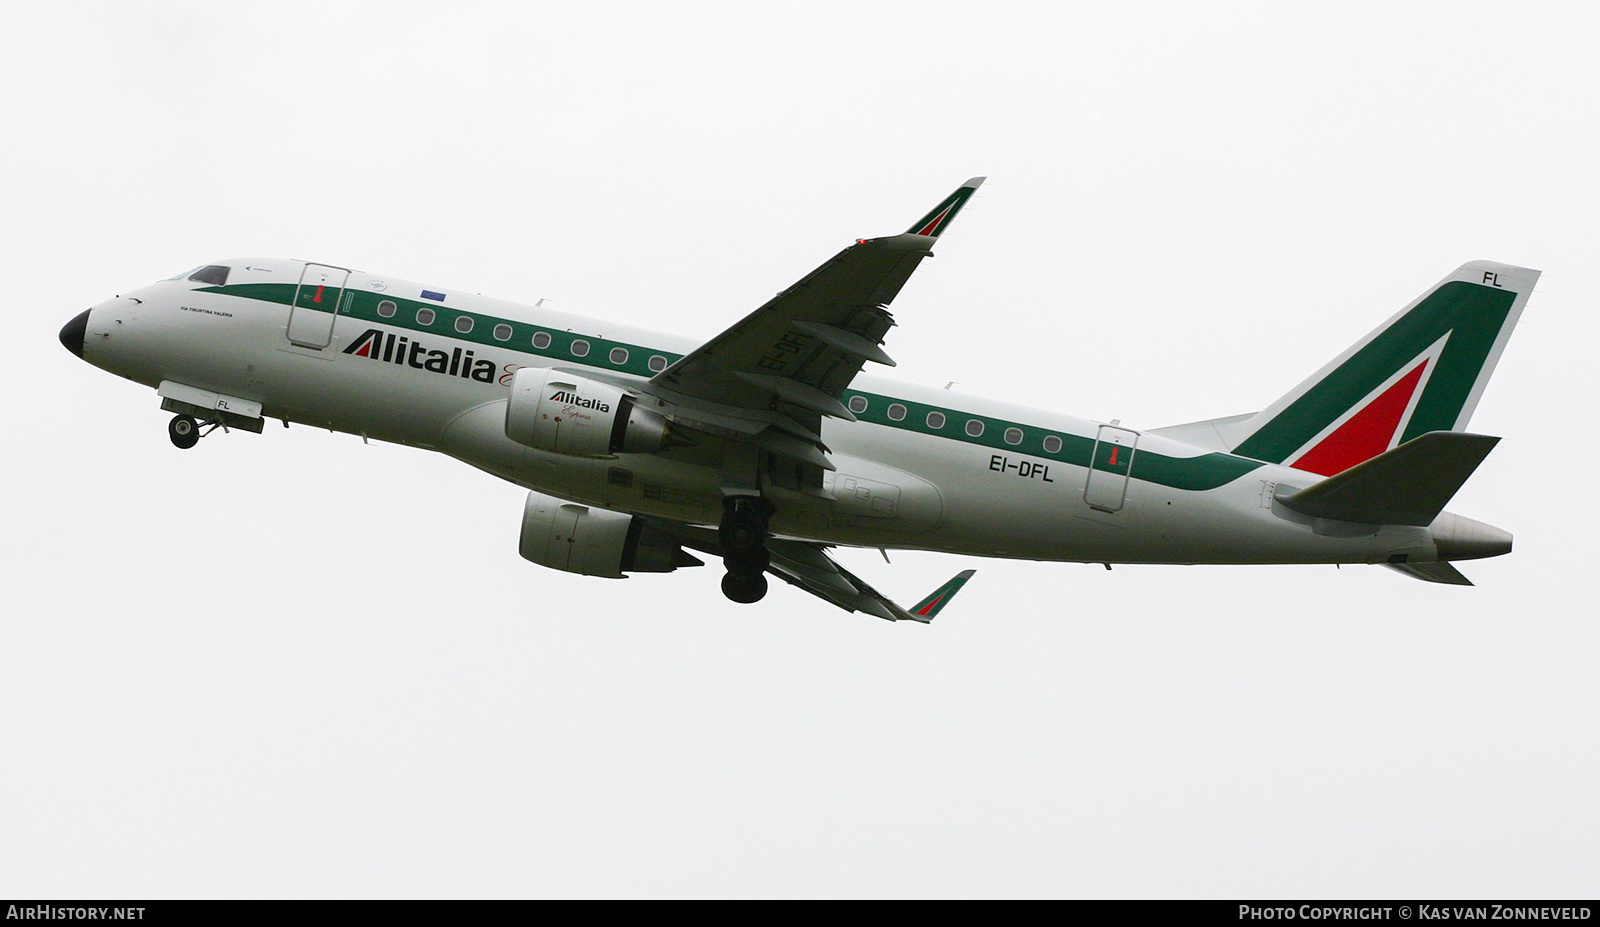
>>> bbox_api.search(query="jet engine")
[518,491,703,578]
[505,366,671,457]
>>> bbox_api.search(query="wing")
[647,178,985,471]
[766,540,976,623]
[652,520,977,622]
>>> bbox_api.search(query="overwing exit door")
[1084,424,1139,512]
[287,263,349,349]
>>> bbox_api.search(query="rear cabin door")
[287,263,349,349]
[1084,425,1139,512]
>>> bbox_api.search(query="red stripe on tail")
[1291,360,1430,476]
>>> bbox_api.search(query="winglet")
[905,177,986,239]
[905,569,977,622]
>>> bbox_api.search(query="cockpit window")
[188,265,230,286]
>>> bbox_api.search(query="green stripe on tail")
[1228,262,1535,475]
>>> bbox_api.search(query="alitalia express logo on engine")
[547,390,610,413]
[342,328,497,382]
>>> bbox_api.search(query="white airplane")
[60,179,1535,621]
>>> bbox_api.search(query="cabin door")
[286,263,349,349]
[1084,425,1139,512]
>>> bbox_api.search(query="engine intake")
[505,366,671,457]
[518,491,702,578]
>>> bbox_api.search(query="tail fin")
[1221,262,1536,475]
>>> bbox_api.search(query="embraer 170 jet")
[60,179,1534,620]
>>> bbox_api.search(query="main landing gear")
[719,496,773,604]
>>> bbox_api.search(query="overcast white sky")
[4,1,1598,898]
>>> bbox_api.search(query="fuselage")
[66,257,1473,568]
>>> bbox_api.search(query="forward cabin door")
[287,263,349,349]
[1084,425,1139,512]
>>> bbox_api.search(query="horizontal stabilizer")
[1384,561,1474,585]
[1278,431,1499,526]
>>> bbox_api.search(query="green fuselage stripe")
[845,392,1262,491]
[205,282,1265,493]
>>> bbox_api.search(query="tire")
[721,570,768,604]
[168,415,200,449]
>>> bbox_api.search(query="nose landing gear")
[168,414,200,449]
[719,495,773,604]
[167,413,231,449]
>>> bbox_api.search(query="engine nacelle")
[505,366,670,457]
[518,491,702,578]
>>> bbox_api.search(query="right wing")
[645,178,985,473]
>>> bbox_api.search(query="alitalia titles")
[342,328,497,382]
[548,390,610,413]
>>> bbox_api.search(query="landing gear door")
[1084,425,1139,512]
[287,263,348,349]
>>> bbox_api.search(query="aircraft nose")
[59,308,91,359]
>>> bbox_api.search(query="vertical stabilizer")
[1222,262,1536,475]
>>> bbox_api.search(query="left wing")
[766,540,976,623]
[1384,561,1474,585]
[647,178,985,469]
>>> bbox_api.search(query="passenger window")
[188,265,230,286]
[610,347,629,365]
[965,419,985,437]
[570,339,590,357]
[648,355,668,373]
[416,308,436,326]
[532,331,552,350]
[454,316,474,334]
[1043,435,1063,454]
[888,403,907,422]
[848,396,868,414]
[493,323,512,341]
[926,411,946,429]
[376,300,397,318]
[1004,427,1023,446]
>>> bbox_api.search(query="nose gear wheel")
[168,414,200,449]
